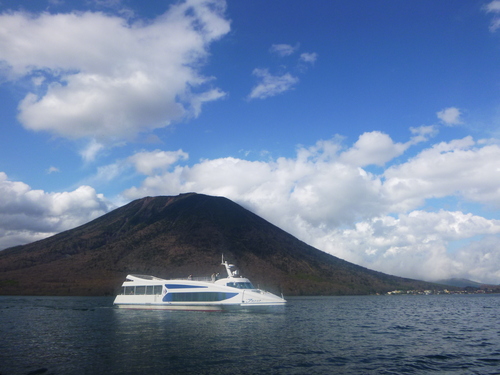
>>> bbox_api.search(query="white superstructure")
[113,256,286,311]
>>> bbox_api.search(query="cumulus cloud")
[383,136,500,211]
[339,131,409,167]
[456,235,500,284]
[437,107,463,125]
[122,133,412,231]
[121,131,500,283]
[128,149,189,175]
[248,68,299,99]
[3,122,500,282]
[123,134,500,225]
[0,172,113,250]
[0,0,230,143]
[315,211,500,282]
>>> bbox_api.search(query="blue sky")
[1,0,500,284]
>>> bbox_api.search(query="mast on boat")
[221,254,239,278]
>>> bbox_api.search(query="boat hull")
[113,293,286,311]
[114,303,225,311]
[114,301,285,312]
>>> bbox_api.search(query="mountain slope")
[0,193,440,296]
[436,278,488,288]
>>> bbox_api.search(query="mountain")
[436,278,489,288]
[0,193,442,296]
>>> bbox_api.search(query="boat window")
[122,285,162,295]
[227,282,254,289]
[163,292,238,302]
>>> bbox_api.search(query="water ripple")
[2,294,500,374]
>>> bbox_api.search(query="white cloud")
[437,107,463,126]
[248,68,299,99]
[128,149,189,175]
[121,131,500,284]
[0,0,230,143]
[486,0,500,11]
[314,211,500,282]
[456,235,500,284]
[0,172,114,250]
[299,52,318,64]
[89,162,128,186]
[80,139,105,163]
[409,125,438,144]
[189,88,227,117]
[269,43,299,57]
[484,0,500,32]
[383,136,500,211]
[3,121,500,283]
[79,148,189,188]
[339,131,409,167]
[123,136,396,229]
[122,134,500,225]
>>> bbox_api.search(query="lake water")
[1,294,499,374]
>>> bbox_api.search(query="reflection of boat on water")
[113,256,286,311]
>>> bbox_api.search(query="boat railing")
[180,276,213,282]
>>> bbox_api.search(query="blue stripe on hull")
[162,292,238,302]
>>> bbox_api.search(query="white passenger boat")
[113,257,286,311]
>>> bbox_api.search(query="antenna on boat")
[221,254,236,278]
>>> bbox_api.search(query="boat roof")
[123,257,247,284]
[127,274,167,281]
